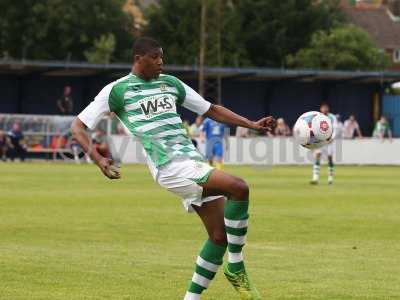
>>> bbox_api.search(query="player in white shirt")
[311,103,338,185]
[71,37,276,300]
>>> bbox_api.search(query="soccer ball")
[293,111,333,149]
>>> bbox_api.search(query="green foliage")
[233,0,345,67]
[0,0,132,62]
[287,25,391,70]
[144,0,200,65]
[84,33,116,64]
[144,0,248,66]
[144,0,344,67]
[0,0,387,71]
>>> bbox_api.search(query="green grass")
[0,163,399,300]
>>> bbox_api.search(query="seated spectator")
[7,122,27,162]
[373,116,392,141]
[66,133,83,164]
[50,130,68,160]
[236,126,249,138]
[0,130,12,161]
[274,118,291,136]
[343,115,362,139]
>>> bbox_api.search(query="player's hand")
[253,116,276,133]
[97,158,121,180]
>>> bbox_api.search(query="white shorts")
[155,158,224,213]
[314,142,335,157]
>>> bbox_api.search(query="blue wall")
[382,95,400,137]
[0,74,382,135]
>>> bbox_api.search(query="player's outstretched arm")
[71,118,121,180]
[204,104,276,133]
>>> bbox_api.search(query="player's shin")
[184,239,226,300]
[328,157,334,183]
[312,160,320,182]
[224,199,249,272]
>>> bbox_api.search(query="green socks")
[224,199,249,273]
[184,199,250,299]
[313,160,321,181]
[185,239,227,299]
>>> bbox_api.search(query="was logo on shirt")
[139,94,177,118]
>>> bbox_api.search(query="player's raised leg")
[184,199,227,300]
[201,170,261,300]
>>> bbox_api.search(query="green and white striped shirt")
[78,73,211,171]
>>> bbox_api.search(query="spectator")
[57,85,74,115]
[189,116,204,148]
[335,114,344,139]
[7,122,27,162]
[67,134,82,164]
[236,126,249,138]
[343,115,362,139]
[109,112,127,135]
[190,116,203,139]
[92,129,110,158]
[116,122,127,135]
[373,116,393,141]
[0,130,12,161]
[50,129,67,161]
[274,118,291,136]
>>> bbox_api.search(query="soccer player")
[202,117,227,170]
[71,37,276,300]
[311,102,337,185]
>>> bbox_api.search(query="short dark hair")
[132,37,161,59]
[320,102,329,107]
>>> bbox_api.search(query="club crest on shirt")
[160,84,167,92]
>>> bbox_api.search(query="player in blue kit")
[202,117,226,170]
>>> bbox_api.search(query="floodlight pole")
[199,0,207,97]
[216,0,222,105]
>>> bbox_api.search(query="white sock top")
[184,291,201,300]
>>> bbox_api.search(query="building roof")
[1,59,400,84]
[343,6,400,49]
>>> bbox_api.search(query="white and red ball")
[293,111,333,149]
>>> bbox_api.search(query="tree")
[84,33,116,64]
[233,0,344,67]
[144,0,249,66]
[0,0,133,62]
[144,0,200,65]
[286,25,391,70]
[144,0,344,67]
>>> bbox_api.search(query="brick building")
[342,0,400,70]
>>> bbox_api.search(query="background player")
[202,117,227,170]
[71,37,276,300]
[311,102,337,185]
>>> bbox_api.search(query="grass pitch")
[0,163,399,300]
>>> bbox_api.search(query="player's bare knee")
[232,178,249,200]
[209,231,227,246]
